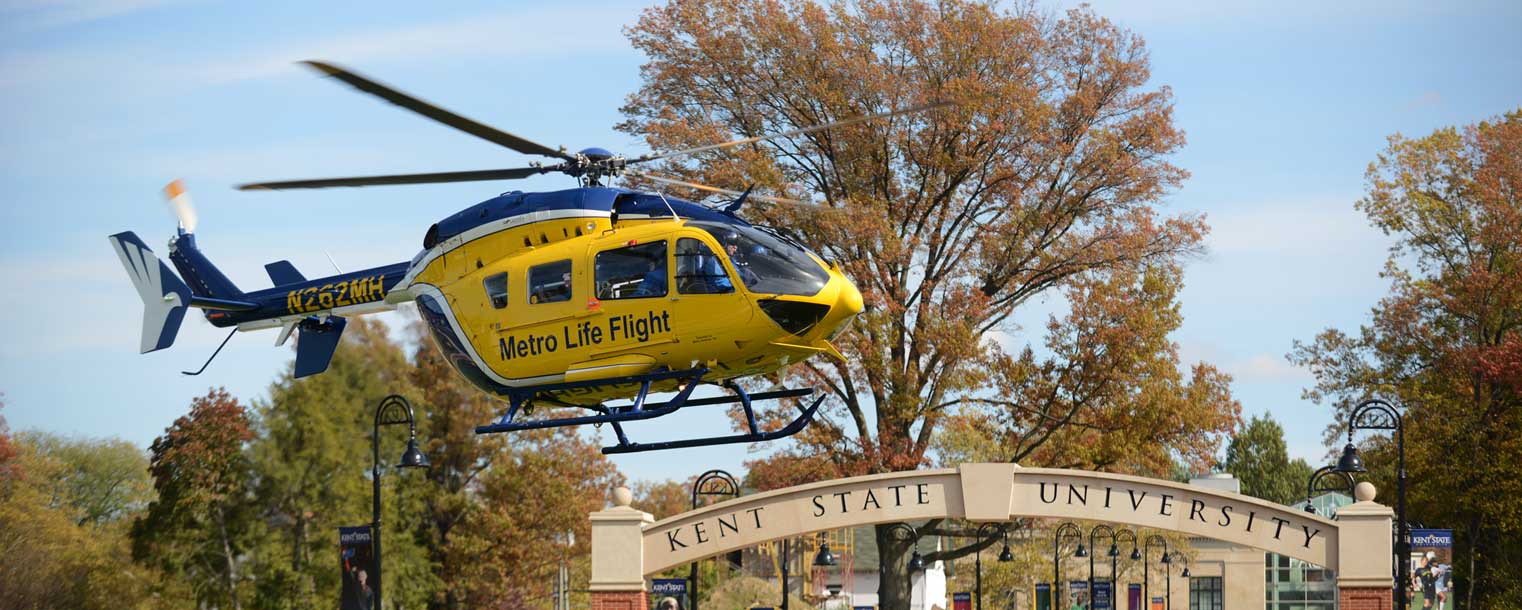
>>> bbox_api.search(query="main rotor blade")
[629,170,805,205]
[303,60,574,161]
[628,101,954,165]
[237,166,554,191]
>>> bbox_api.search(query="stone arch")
[588,464,1393,609]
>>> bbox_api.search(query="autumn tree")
[132,388,258,610]
[406,320,510,610]
[1291,110,1522,607]
[621,0,1237,600]
[1221,415,1314,505]
[444,427,622,610]
[0,430,184,610]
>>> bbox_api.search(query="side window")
[675,237,733,295]
[595,241,667,300]
[528,260,572,304]
[483,272,508,309]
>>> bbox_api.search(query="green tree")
[19,430,153,526]
[132,388,258,610]
[1221,415,1314,505]
[248,317,437,610]
[621,1,1239,601]
[1291,110,1522,607]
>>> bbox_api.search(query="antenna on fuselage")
[654,191,682,224]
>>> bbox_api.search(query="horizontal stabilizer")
[265,260,306,286]
[109,231,192,353]
[294,316,346,378]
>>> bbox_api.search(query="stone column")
[1336,481,1396,610]
[591,486,655,610]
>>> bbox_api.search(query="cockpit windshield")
[690,221,830,296]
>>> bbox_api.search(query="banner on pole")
[339,526,374,610]
[953,592,972,610]
[652,578,689,610]
[1092,582,1112,610]
[1127,584,1141,610]
[1035,583,1052,610]
[1069,581,1089,610]
[1410,529,1454,610]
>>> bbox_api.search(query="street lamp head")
[1107,544,1119,558]
[1180,566,1191,578]
[1074,543,1088,558]
[813,541,838,567]
[1160,553,1171,565]
[1336,442,1366,474]
[397,436,431,469]
[999,545,1014,563]
[1130,547,1142,561]
[908,550,927,572]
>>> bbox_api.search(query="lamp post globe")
[1336,443,1366,474]
[813,540,838,567]
[907,551,927,572]
[398,436,430,469]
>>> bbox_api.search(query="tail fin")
[109,231,192,353]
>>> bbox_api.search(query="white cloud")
[1203,196,1386,258]
[1228,353,1309,384]
[191,5,638,85]
[1,0,186,30]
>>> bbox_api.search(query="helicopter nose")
[818,273,864,340]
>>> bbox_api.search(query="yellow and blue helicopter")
[111,61,940,453]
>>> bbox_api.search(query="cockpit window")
[690,221,830,296]
[675,238,734,295]
[528,260,572,304]
[596,241,667,299]
[483,272,508,309]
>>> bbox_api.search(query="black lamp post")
[1115,529,1140,585]
[1053,523,1086,607]
[690,470,740,610]
[1342,398,1409,610]
[1087,524,1116,609]
[1143,535,1168,610]
[882,523,927,578]
[1304,465,1356,514]
[372,395,430,610]
[974,523,1013,610]
[1165,551,1189,610]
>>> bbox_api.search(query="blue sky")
[2,0,1519,484]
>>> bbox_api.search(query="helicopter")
[110,61,945,454]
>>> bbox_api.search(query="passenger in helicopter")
[717,230,761,287]
[637,257,667,296]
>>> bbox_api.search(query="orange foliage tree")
[620,0,1238,598]
[1292,110,1522,607]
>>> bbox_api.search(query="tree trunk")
[218,508,242,610]
[876,524,913,610]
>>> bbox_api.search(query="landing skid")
[472,367,824,455]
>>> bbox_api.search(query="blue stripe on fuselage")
[202,261,410,327]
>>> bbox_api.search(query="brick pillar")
[591,590,649,610]
[591,487,653,610]
[1340,586,1393,610]
[1337,482,1395,609]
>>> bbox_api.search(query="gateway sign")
[641,464,1340,573]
